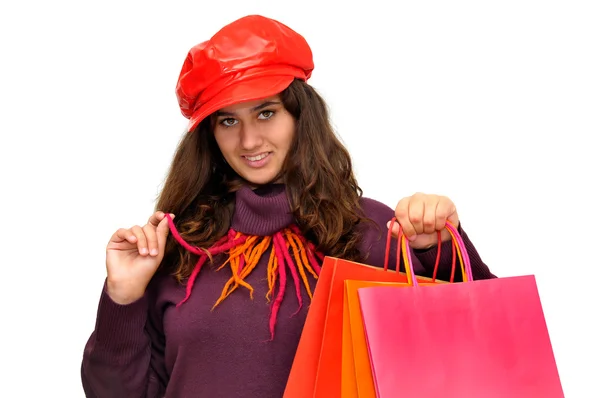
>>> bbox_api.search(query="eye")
[258,110,275,120]
[219,118,238,127]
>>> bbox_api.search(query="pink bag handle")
[386,218,473,286]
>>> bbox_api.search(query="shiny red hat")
[175,15,314,133]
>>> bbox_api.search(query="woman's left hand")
[387,192,460,250]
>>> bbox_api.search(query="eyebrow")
[215,101,281,117]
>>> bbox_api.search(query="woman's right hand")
[105,211,174,304]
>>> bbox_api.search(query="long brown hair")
[156,79,371,281]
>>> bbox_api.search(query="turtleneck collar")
[230,184,295,236]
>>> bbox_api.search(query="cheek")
[213,131,237,155]
[270,120,295,149]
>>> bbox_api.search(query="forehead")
[218,95,281,114]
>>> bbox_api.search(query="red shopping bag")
[358,222,564,398]
[284,220,444,398]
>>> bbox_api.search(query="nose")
[239,122,264,151]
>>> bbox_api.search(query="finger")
[112,228,138,244]
[386,220,401,238]
[395,196,415,238]
[436,196,458,230]
[130,225,149,255]
[407,193,426,236]
[143,223,159,256]
[422,195,439,234]
[156,216,171,255]
[148,211,166,227]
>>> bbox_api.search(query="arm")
[81,278,167,398]
[412,223,496,281]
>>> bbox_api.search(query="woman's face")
[213,95,295,185]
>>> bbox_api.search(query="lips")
[243,152,270,161]
[241,152,272,169]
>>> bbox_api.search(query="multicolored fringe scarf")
[165,214,324,340]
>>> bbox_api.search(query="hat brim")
[186,75,295,133]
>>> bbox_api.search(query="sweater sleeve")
[413,223,497,281]
[81,278,167,398]
[357,197,496,281]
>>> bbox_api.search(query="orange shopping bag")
[284,218,445,398]
[341,280,408,398]
[357,222,564,397]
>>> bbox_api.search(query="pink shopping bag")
[358,222,564,398]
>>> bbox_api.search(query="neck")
[230,183,294,236]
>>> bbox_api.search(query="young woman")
[81,14,495,398]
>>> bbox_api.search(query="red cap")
[175,15,314,133]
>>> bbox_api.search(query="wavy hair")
[155,79,371,281]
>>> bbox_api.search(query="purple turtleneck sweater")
[81,185,494,397]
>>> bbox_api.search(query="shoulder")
[359,196,395,225]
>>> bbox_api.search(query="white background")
[1,0,598,396]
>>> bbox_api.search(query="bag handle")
[407,220,472,286]
[383,217,443,280]
[384,217,440,275]
[385,217,473,286]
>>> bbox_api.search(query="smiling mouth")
[243,153,270,161]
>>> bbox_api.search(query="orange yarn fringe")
[165,213,323,340]
[212,228,320,310]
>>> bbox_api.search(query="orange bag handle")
[383,217,441,276]
[385,217,472,286]
[403,220,470,286]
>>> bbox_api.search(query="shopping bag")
[358,222,564,398]
[284,218,444,398]
[342,280,408,398]
[341,227,459,398]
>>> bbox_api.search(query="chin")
[243,174,279,186]
[232,162,282,186]
[234,167,276,185]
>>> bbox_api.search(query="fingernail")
[408,235,417,241]
[150,249,158,256]
[140,248,148,255]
